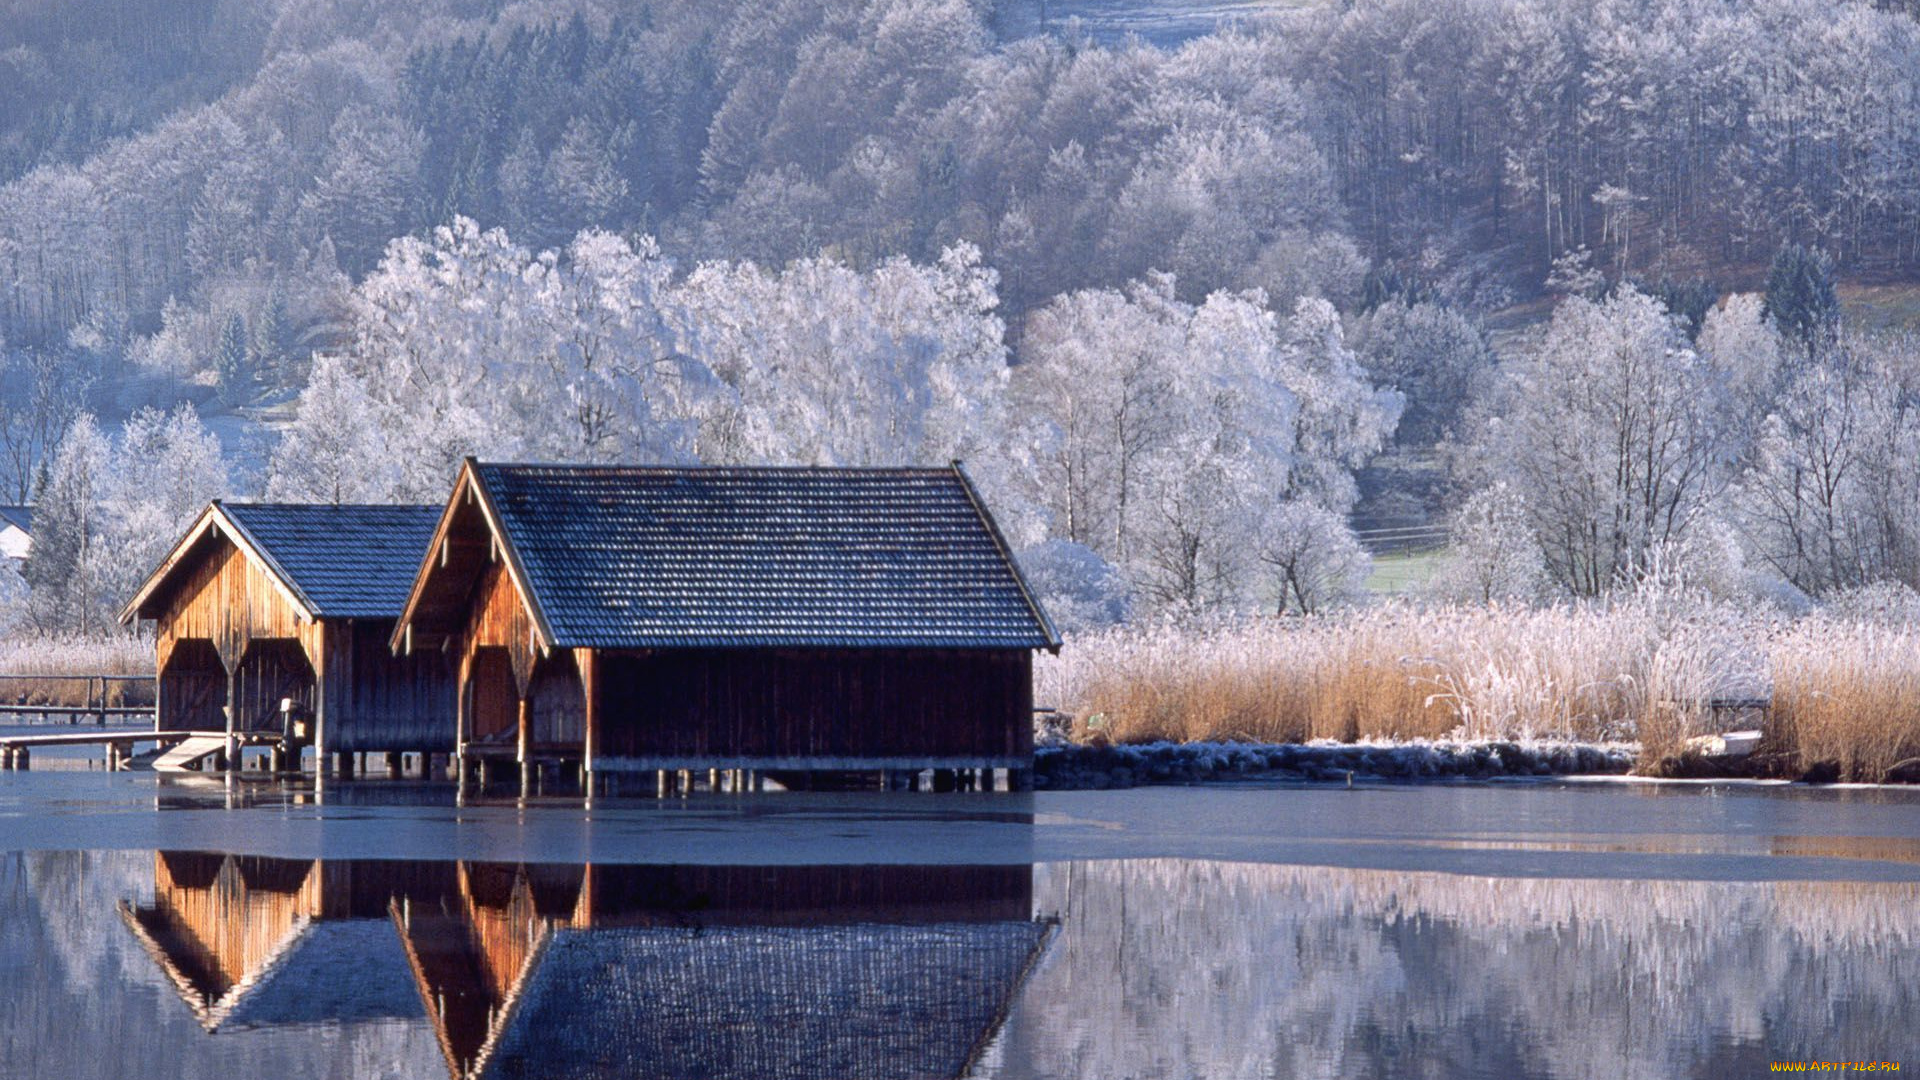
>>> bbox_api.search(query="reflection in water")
[107,853,1049,1080]
[982,861,1920,1079]
[3,851,1918,1079]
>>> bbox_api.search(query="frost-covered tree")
[215,313,249,403]
[0,557,26,639]
[1258,500,1371,615]
[266,354,395,504]
[1467,286,1727,596]
[1428,482,1548,606]
[98,406,227,612]
[22,416,111,634]
[0,348,84,504]
[1016,277,1396,610]
[1734,334,1920,596]
[1016,539,1131,637]
[23,408,225,633]
[1352,300,1493,446]
[336,218,697,501]
[674,241,1014,477]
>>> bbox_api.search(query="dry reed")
[0,633,155,707]
[1037,599,1920,781]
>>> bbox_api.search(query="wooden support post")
[338,751,356,779]
[516,697,531,771]
[385,751,401,777]
[311,628,330,781]
[223,662,240,774]
[454,650,472,787]
[932,769,957,793]
[577,648,598,793]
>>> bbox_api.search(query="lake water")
[2,760,1917,1079]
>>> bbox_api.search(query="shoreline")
[1032,738,1920,790]
[1033,738,1636,790]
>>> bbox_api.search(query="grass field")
[1365,549,1446,596]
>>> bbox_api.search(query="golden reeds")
[1037,601,1920,781]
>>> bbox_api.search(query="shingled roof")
[218,503,443,618]
[121,502,443,623]
[0,505,30,534]
[403,462,1059,651]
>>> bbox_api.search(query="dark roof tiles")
[473,464,1058,650]
[220,503,443,619]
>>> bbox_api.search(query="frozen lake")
[2,769,1917,1078]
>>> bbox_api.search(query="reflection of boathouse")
[398,862,1050,1080]
[119,503,455,764]
[391,461,1060,786]
[116,851,450,1032]
[119,853,1051,1079]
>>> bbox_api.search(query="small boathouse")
[391,461,1059,789]
[119,501,454,771]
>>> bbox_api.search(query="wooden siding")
[595,649,1032,762]
[231,639,315,735]
[159,639,226,733]
[460,561,539,695]
[468,648,518,746]
[527,650,584,750]
[145,529,454,750]
[328,620,455,753]
[153,534,319,676]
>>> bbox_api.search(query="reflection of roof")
[218,503,443,617]
[222,920,424,1029]
[0,505,29,533]
[484,921,1053,1080]
[460,462,1059,650]
[120,906,422,1032]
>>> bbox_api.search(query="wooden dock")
[0,729,240,771]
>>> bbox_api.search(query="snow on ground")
[1034,737,1637,789]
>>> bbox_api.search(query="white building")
[0,506,31,563]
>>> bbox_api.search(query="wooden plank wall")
[527,650,585,750]
[469,648,519,745]
[159,639,226,732]
[231,640,315,734]
[331,620,455,753]
[154,537,320,677]
[596,649,1032,761]
[149,532,455,751]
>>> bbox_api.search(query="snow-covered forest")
[6,0,1920,638]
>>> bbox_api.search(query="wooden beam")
[515,694,531,776]
[311,625,330,770]
[577,648,598,780]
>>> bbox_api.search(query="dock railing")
[0,672,157,725]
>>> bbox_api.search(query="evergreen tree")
[1761,244,1840,350]
[216,312,249,403]
[250,290,289,390]
[22,415,108,634]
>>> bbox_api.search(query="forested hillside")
[5,0,1920,636]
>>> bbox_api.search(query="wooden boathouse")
[391,461,1060,790]
[119,501,454,772]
